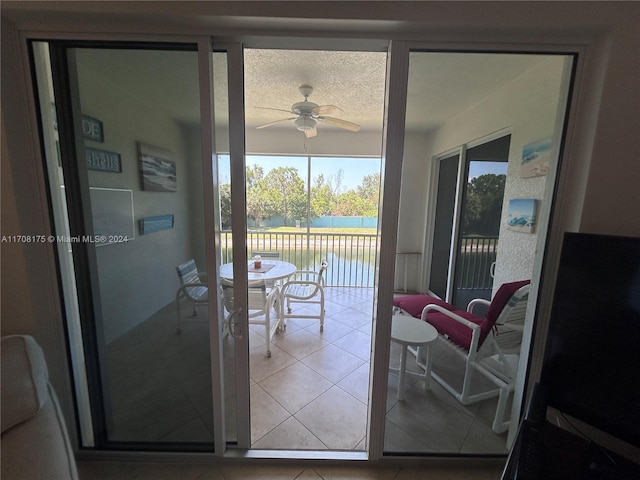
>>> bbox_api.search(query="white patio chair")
[416,280,531,433]
[280,260,328,331]
[175,259,208,333]
[221,278,281,358]
[251,250,280,260]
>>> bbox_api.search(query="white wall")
[76,50,203,343]
[401,56,568,293]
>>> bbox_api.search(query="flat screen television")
[540,232,640,447]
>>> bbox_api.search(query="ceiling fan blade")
[256,117,296,129]
[318,116,361,132]
[311,104,343,115]
[251,106,295,114]
[304,127,318,138]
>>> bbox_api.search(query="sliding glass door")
[385,50,573,455]
[32,40,248,450]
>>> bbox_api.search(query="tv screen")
[541,232,640,447]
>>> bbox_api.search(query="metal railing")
[455,236,499,289]
[220,231,498,291]
[220,231,379,287]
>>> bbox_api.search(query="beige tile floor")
[77,459,505,479]
[104,287,509,454]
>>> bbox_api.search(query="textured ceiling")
[77,48,547,135]
[243,49,387,133]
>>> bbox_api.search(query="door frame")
[425,128,512,303]
[18,23,589,460]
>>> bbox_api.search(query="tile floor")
[104,287,510,454]
[77,459,505,479]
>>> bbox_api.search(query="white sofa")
[1,335,79,479]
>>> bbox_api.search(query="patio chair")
[394,280,530,433]
[251,250,280,260]
[280,260,328,331]
[221,278,281,357]
[175,259,208,334]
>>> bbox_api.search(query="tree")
[463,173,506,236]
[310,174,335,218]
[356,172,380,216]
[246,164,264,189]
[246,181,279,227]
[245,164,278,227]
[219,183,231,229]
[263,167,306,226]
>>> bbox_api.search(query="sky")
[218,155,381,191]
[468,161,507,180]
[218,155,506,189]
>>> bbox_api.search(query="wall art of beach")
[521,137,552,178]
[139,144,177,192]
[507,198,537,233]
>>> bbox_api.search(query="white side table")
[390,314,438,400]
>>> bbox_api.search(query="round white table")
[390,314,438,400]
[220,259,297,283]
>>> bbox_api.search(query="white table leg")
[423,344,431,391]
[398,344,408,400]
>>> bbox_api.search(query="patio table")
[390,314,438,400]
[220,259,296,283]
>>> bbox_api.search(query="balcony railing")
[221,231,379,287]
[220,231,498,291]
[453,236,499,307]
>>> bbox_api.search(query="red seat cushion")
[424,309,486,350]
[394,281,531,351]
[393,294,455,319]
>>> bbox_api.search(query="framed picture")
[507,198,537,233]
[521,137,552,178]
[138,142,177,192]
[89,187,135,246]
[139,215,174,235]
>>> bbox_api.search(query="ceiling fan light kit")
[254,84,361,137]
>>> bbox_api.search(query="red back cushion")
[485,280,530,326]
[393,294,455,319]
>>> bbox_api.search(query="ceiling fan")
[254,84,361,138]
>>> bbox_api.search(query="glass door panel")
[428,151,461,300]
[41,43,216,447]
[385,51,572,455]
[452,137,509,309]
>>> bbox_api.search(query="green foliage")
[219,162,381,228]
[462,173,506,236]
[263,167,306,226]
[219,184,231,228]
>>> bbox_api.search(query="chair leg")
[492,385,511,433]
[460,358,475,403]
[265,313,272,358]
